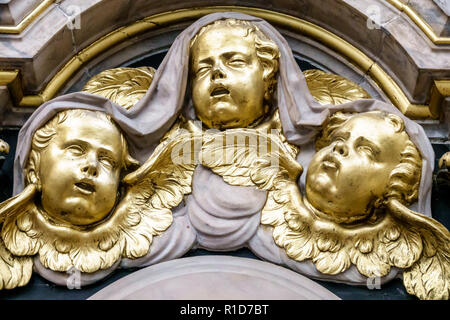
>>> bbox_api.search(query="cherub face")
[38,114,123,226]
[191,25,266,129]
[306,113,409,221]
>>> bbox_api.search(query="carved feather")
[201,129,302,189]
[117,133,198,259]
[304,69,371,105]
[0,238,33,290]
[82,67,155,109]
[388,199,450,300]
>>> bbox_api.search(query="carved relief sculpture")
[0,12,447,300]
[199,111,449,300]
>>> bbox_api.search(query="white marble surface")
[89,255,340,300]
[0,0,41,26]
[189,166,266,251]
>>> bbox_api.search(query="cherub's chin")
[48,198,111,227]
[307,170,336,195]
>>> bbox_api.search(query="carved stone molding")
[89,256,340,300]
[0,0,449,125]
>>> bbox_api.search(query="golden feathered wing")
[114,133,198,259]
[82,66,155,109]
[0,133,197,275]
[0,187,34,289]
[303,69,371,104]
[387,200,450,300]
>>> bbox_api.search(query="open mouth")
[322,155,340,170]
[210,86,230,97]
[75,181,96,194]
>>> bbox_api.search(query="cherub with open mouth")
[0,97,196,289]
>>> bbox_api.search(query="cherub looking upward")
[200,110,449,300]
[305,111,422,223]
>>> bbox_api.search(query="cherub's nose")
[333,141,348,157]
[211,65,226,80]
[81,154,98,177]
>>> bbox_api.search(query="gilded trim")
[385,0,450,45]
[0,0,56,34]
[0,0,447,46]
[429,80,450,117]
[0,70,22,105]
[0,6,446,119]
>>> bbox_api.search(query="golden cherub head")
[25,109,139,226]
[306,111,422,223]
[0,106,196,282]
[189,18,280,130]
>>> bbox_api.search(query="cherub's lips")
[75,180,96,195]
[210,86,230,97]
[322,154,340,170]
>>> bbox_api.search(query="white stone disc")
[89,255,340,300]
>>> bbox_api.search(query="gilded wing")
[200,129,302,188]
[113,132,198,259]
[0,185,36,289]
[82,66,155,109]
[0,238,33,290]
[0,184,36,224]
[387,199,450,300]
[304,69,371,105]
